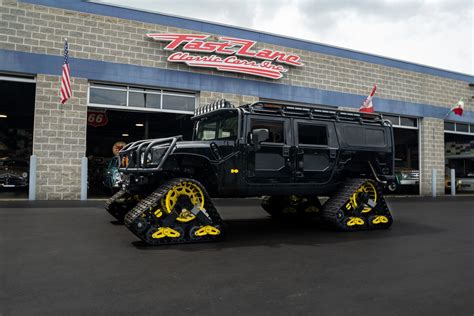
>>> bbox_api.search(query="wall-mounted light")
[135,123,144,127]
[0,114,7,118]
[122,133,129,137]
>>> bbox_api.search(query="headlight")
[22,172,28,178]
[140,152,153,165]
[401,173,408,179]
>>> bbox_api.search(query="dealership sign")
[146,33,303,79]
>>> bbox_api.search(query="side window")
[298,124,328,145]
[251,119,285,144]
[218,115,238,140]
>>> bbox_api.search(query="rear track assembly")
[321,178,393,231]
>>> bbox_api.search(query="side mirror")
[252,128,269,150]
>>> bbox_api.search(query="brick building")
[0,0,473,199]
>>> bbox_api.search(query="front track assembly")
[321,178,393,231]
[105,189,142,222]
[124,178,224,245]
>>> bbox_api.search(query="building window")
[444,122,455,131]
[445,121,473,134]
[89,84,127,106]
[382,114,418,129]
[163,93,195,112]
[88,83,197,114]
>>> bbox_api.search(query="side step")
[321,178,393,231]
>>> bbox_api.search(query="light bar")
[194,99,234,116]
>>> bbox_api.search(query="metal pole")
[81,157,88,201]
[431,168,437,197]
[28,155,36,201]
[450,168,456,196]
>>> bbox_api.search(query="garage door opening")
[86,108,193,198]
[444,121,474,194]
[383,115,420,195]
[0,76,36,200]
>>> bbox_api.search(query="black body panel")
[117,100,394,198]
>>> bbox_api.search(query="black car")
[0,158,29,188]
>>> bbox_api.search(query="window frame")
[444,121,474,135]
[87,82,197,115]
[194,112,239,141]
[249,117,287,145]
[296,122,329,147]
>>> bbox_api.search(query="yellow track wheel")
[349,181,377,213]
[164,181,205,214]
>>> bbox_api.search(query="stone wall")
[33,74,87,199]
[419,118,445,196]
[0,0,472,111]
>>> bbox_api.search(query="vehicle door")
[293,119,338,183]
[246,116,293,184]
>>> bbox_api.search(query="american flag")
[60,39,72,104]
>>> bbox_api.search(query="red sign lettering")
[146,33,304,79]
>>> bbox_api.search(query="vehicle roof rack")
[241,101,386,125]
[194,99,234,117]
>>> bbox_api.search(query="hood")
[0,166,28,176]
[172,141,216,159]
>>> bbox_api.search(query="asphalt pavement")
[0,196,473,315]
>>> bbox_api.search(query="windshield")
[195,113,238,141]
[0,160,28,168]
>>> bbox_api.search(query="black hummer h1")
[106,100,395,245]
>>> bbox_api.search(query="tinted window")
[400,117,417,127]
[196,114,238,141]
[444,122,455,131]
[298,124,328,145]
[456,123,469,133]
[89,88,126,106]
[384,115,399,125]
[251,119,285,143]
[163,94,195,112]
[145,93,161,109]
[128,91,146,108]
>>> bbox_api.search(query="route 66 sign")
[87,110,108,127]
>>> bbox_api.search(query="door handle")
[282,145,291,157]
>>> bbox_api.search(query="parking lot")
[0,196,472,315]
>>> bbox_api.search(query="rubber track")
[321,178,393,231]
[124,178,224,245]
[105,189,129,221]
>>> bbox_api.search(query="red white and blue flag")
[359,85,377,113]
[60,39,72,104]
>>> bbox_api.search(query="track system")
[124,178,224,245]
[105,189,141,222]
[321,178,393,231]
[261,195,322,219]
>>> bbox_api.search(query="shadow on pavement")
[130,216,443,251]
